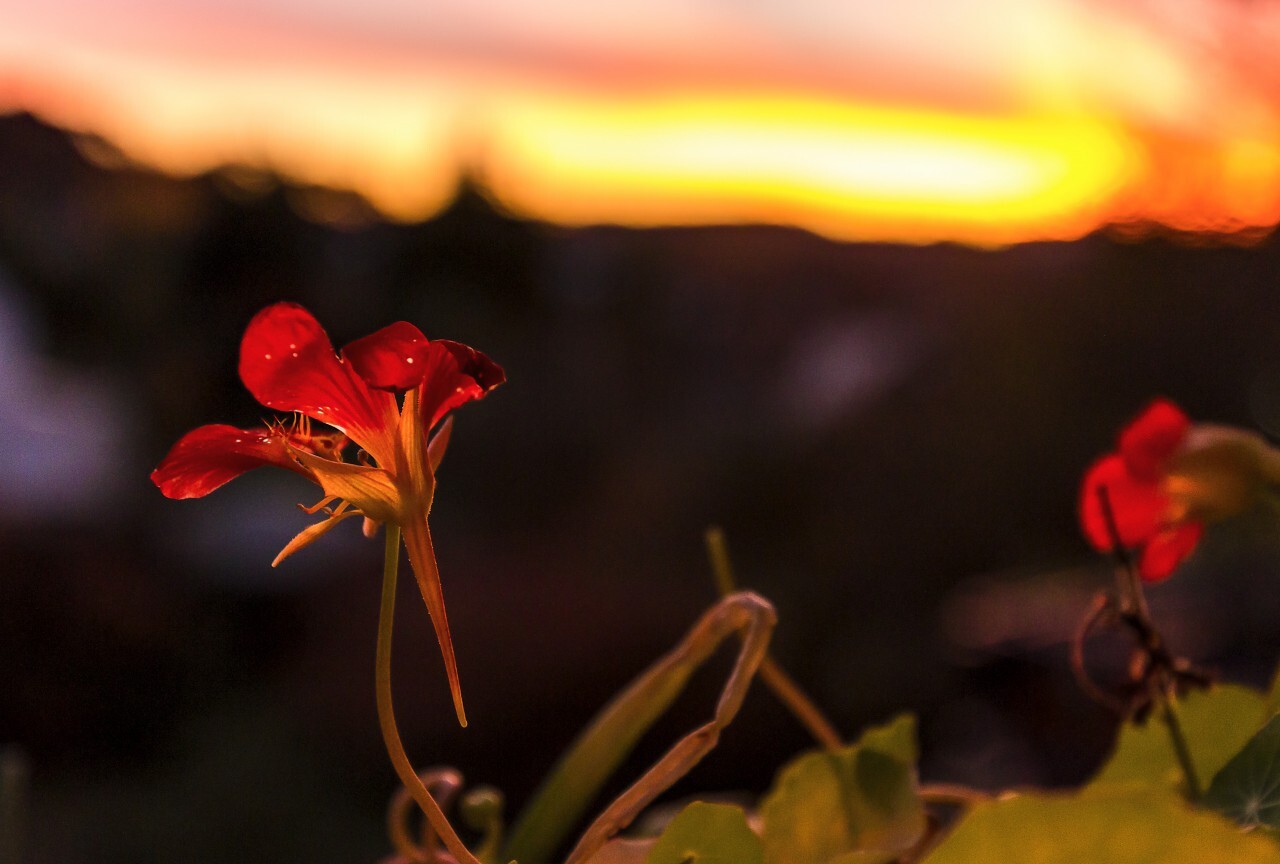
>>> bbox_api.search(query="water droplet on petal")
[264,353,272,360]
[405,357,414,364]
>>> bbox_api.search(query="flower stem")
[705,527,844,751]
[1095,485,1202,800]
[1158,678,1202,800]
[377,524,481,864]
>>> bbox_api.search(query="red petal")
[1079,454,1168,550]
[417,340,506,430]
[238,303,399,464]
[344,321,432,393]
[151,424,310,499]
[1119,398,1190,481]
[1139,522,1203,583]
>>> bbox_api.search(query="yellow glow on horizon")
[4,36,1279,244]
[1222,139,1280,225]
[1,49,465,221]
[5,0,1280,244]
[483,93,1136,244]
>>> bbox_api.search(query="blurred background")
[5,0,1280,861]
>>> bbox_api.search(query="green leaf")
[1204,712,1280,829]
[759,715,924,864]
[1091,685,1267,792]
[923,785,1280,864]
[854,714,917,764]
[583,838,654,864]
[824,852,897,864]
[1263,665,1280,720]
[644,802,763,864]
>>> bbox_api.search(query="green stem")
[1158,679,1202,801]
[377,525,481,864]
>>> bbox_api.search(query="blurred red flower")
[152,302,504,725]
[1079,399,1201,582]
[1080,398,1280,583]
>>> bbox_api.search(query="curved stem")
[919,783,991,808]
[705,527,844,750]
[561,592,776,864]
[377,524,481,864]
[1070,592,1128,715]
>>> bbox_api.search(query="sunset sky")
[3,0,1280,244]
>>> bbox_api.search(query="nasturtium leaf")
[584,838,655,864]
[923,785,1280,864]
[1204,713,1280,829]
[854,714,917,765]
[759,714,924,864]
[1263,664,1280,720]
[644,802,762,864]
[824,851,898,864]
[1091,685,1266,792]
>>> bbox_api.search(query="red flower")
[152,303,504,725]
[1080,398,1280,582]
[1080,399,1200,582]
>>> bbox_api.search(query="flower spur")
[152,302,504,726]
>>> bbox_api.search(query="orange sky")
[3,0,1280,244]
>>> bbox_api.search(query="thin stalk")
[1158,677,1202,800]
[919,783,992,807]
[376,524,481,864]
[1094,485,1146,618]
[1095,485,1201,800]
[705,527,844,750]
[757,659,845,751]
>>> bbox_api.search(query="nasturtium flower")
[1080,398,1280,582]
[152,302,504,726]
